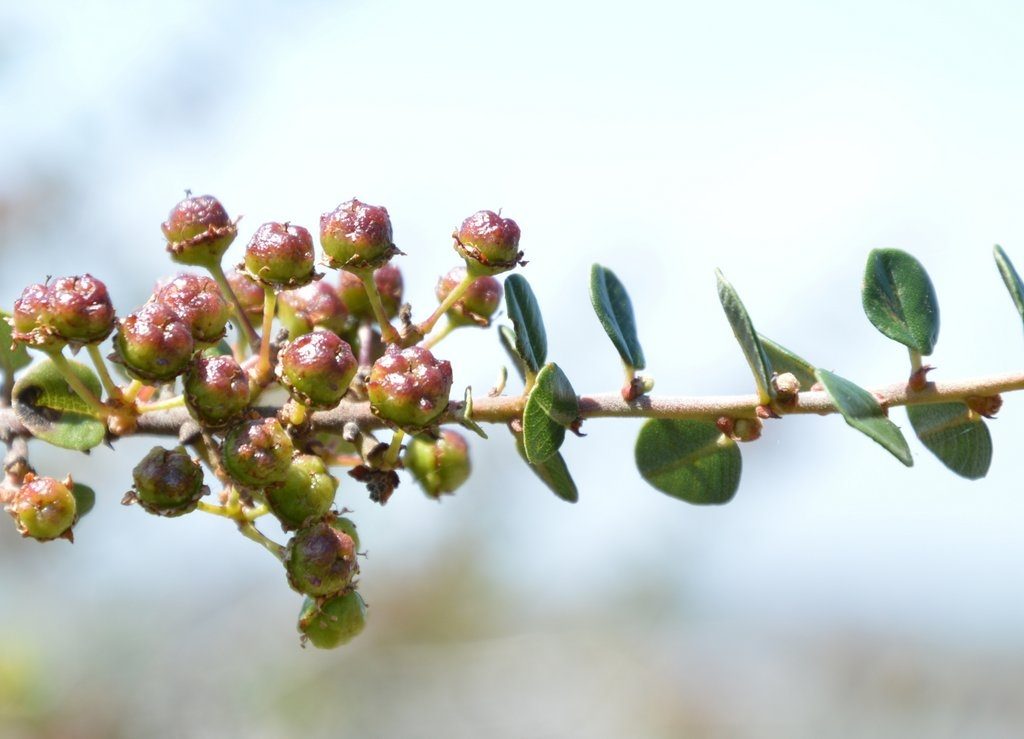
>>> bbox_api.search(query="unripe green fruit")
[435,267,503,327]
[278,280,350,339]
[161,194,237,268]
[113,302,195,382]
[336,264,403,321]
[8,475,76,541]
[183,354,250,427]
[319,199,396,270]
[297,590,367,649]
[48,274,116,344]
[154,273,231,344]
[11,283,62,349]
[277,329,357,408]
[367,345,453,430]
[453,210,522,275]
[225,268,265,322]
[265,454,338,530]
[222,418,295,487]
[286,520,359,596]
[404,430,472,498]
[244,222,317,288]
[129,446,207,517]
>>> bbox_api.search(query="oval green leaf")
[814,368,912,466]
[759,335,817,390]
[906,402,991,480]
[514,432,578,503]
[12,359,106,451]
[504,274,547,374]
[522,363,579,464]
[590,264,645,369]
[498,325,527,382]
[72,483,97,519]
[0,310,31,377]
[994,244,1024,332]
[635,419,742,505]
[716,270,774,403]
[862,249,940,355]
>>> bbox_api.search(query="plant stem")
[137,395,186,413]
[417,272,474,336]
[382,429,405,467]
[421,319,456,350]
[258,286,277,381]
[208,262,261,352]
[86,344,122,400]
[121,379,145,405]
[357,271,400,344]
[237,522,286,560]
[45,350,109,417]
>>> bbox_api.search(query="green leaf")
[504,275,547,374]
[716,270,774,402]
[0,310,30,377]
[993,244,1024,332]
[589,264,645,369]
[498,325,527,382]
[72,483,96,519]
[12,359,106,451]
[522,363,579,464]
[906,402,991,480]
[814,368,912,466]
[862,249,940,355]
[759,335,817,390]
[635,419,742,505]
[514,432,578,503]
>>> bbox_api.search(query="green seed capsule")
[161,194,238,268]
[286,520,359,597]
[8,475,77,541]
[297,590,367,649]
[265,454,338,530]
[129,446,207,517]
[222,418,295,488]
[404,430,472,498]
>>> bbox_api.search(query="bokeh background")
[4,1,1024,736]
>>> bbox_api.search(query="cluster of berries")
[4,192,523,648]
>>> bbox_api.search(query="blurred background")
[4,0,1024,736]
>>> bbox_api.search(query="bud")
[278,280,350,339]
[48,274,115,344]
[336,264,404,321]
[161,194,237,268]
[127,446,207,517]
[222,418,295,487]
[265,454,338,530]
[367,345,453,429]
[11,282,61,349]
[297,590,367,649]
[183,354,250,427]
[404,429,471,498]
[453,210,523,275]
[286,520,359,596]
[153,273,231,344]
[112,302,195,382]
[225,268,265,322]
[277,330,358,408]
[319,199,397,270]
[7,474,76,541]
[435,267,503,327]
[244,222,317,288]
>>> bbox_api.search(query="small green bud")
[48,275,116,344]
[265,454,338,531]
[277,329,357,408]
[367,345,453,430]
[127,446,207,517]
[222,418,295,487]
[112,302,195,382]
[286,520,359,596]
[404,429,471,498]
[336,264,404,321]
[453,210,523,275]
[154,273,231,344]
[278,280,350,339]
[244,222,317,289]
[7,474,76,541]
[297,590,367,649]
[161,194,238,268]
[435,267,503,327]
[183,354,250,427]
[319,199,397,270]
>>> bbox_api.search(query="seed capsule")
[336,264,404,321]
[277,330,357,408]
[221,418,295,487]
[113,302,195,382]
[319,199,397,270]
[435,267,503,327]
[278,280,350,339]
[183,354,250,427]
[48,274,115,344]
[297,590,367,649]
[128,446,207,517]
[453,210,523,275]
[8,475,76,541]
[154,273,231,344]
[225,268,265,322]
[265,454,338,530]
[286,520,359,596]
[244,222,317,288]
[367,345,453,429]
[404,430,472,498]
[161,194,237,268]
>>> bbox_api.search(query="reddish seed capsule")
[128,446,207,517]
[278,280,350,339]
[277,329,357,408]
[453,210,523,275]
[153,273,231,344]
[285,520,359,597]
[336,264,404,322]
[161,194,238,268]
[225,268,265,322]
[8,474,77,541]
[48,274,116,344]
[113,302,195,382]
[244,222,317,288]
[11,282,60,348]
[319,198,396,270]
[183,354,250,427]
[435,267,503,327]
[221,418,295,488]
[367,345,453,429]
